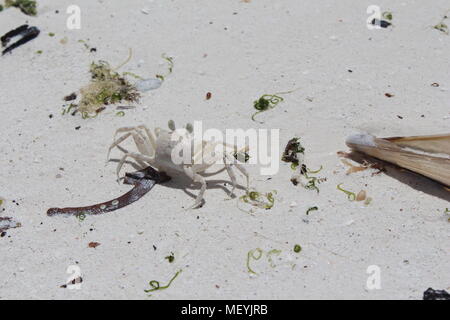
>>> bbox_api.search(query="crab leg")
[116,152,155,180]
[225,152,250,192]
[183,166,207,209]
[107,132,133,160]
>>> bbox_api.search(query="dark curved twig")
[47,166,171,217]
[1,25,40,55]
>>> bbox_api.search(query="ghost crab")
[107,121,250,208]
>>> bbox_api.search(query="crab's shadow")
[109,159,246,207]
[163,175,246,207]
[344,151,450,202]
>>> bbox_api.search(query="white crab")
[107,121,249,208]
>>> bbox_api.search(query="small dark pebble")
[60,277,83,288]
[49,114,53,118]
[371,18,391,28]
[206,92,212,100]
[88,242,100,248]
[1,232,6,237]
[90,48,97,53]
[75,126,81,130]
[423,288,450,300]
[64,93,77,101]
[397,115,403,119]
[385,93,394,98]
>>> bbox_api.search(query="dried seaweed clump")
[5,0,37,16]
[282,137,326,192]
[281,137,305,170]
[66,60,140,118]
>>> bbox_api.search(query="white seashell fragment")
[346,133,376,147]
[135,78,162,92]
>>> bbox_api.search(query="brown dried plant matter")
[338,153,385,176]
[77,60,140,116]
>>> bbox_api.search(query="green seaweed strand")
[144,270,182,293]
[240,190,276,210]
[304,174,320,193]
[246,248,263,274]
[307,165,323,174]
[155,54,174,81]
[81,111,100,119]
[62,103,77,115]
[113,48,133,71]
[265,192,275,209]
[337,183,356,201]
[251,94,284,123]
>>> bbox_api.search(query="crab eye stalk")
[168,120,176,131]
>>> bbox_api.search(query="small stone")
[356,190,366,201]
[343,219,355,226]
[88,242,101,248]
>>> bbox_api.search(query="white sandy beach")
[0,0,449,299]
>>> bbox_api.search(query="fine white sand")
[0,0,449,299]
